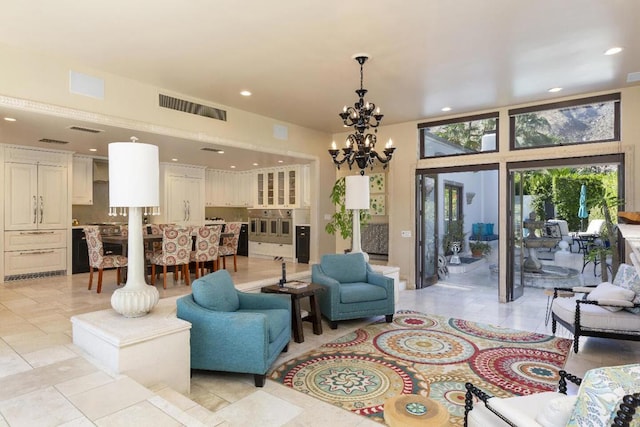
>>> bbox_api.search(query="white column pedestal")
[71,297,191,394]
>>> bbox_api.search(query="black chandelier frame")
[329,55,396,175]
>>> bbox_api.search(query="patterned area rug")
[270,311,572,425]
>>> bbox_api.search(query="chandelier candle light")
[329,54,396,175]
[108,137,161,317]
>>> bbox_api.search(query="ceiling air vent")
[159,94,227,121]
[39,138,70,145]
[201,147,225,153]
[68,125,103,133]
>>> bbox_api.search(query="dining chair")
[190,224,223,278]
[84,226,128,293]
[146,223,174,261]
[219,222,241,272]
[149,227,192,289]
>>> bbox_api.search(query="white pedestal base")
[71,297,191,394]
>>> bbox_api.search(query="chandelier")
[329,54,396,175]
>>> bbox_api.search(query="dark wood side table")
[261,282,324,343]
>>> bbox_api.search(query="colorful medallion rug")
[269,311,572,425]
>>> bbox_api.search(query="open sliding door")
[415,173,438,288]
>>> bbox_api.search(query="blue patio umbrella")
[578,184,588,231]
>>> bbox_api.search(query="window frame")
[418,112,499,159]
[508,93,621,150]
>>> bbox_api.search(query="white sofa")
[551,263,640,353]
[465,365,640,427]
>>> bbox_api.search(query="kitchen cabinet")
[302,164,310,207]
[205,170,252,207]
[3,146,70,279]
[5,156,68,230]
[161,164,205,226]
[254,166,302,208]
[72,155,93,205]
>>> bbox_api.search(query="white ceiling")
[0,0,638,169]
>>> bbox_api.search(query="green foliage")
[469,237,491,256]
[324,177,370,240]
[513,113,559,147]
[552,175,605,230]
[442,219,466,254]
[432,118,496,151]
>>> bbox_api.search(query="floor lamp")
[108,139,160,317]
[345,175,370,261]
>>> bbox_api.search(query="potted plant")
[469,238,491,258]
[325,177,371,250]
[442,220,466,255]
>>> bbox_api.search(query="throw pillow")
[586,282,636,312]
[612,263,640,314]
[535,395,578,427]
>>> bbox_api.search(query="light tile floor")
[0,254,638,426]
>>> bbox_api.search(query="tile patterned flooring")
[0,254,638,426]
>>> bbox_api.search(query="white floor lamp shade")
[345,175,370,259]
[108,141,160,317]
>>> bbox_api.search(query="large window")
[509,93,620,149]
[419,112,498,159]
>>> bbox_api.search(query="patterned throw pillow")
[612,263,640,314]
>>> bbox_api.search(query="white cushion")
[535,395,578,427]
[613,263,640,314]
[467,392,561,427]
[586,282,636,311]
[553,296,640,331]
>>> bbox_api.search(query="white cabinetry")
[161,164,205,226]
[72,156,93,205]
[3,146,70,279]
[249,241,293,260]
[253,166,302,208]
[205,170,252,207]
[302,164,310,207]
[5,157,68,230]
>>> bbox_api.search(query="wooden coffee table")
[261,282,324,343]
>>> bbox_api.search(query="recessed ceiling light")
[171,158,178,162]
[441,107,451,112]
[604,46,623,56]
[240,90,252,97]
[252,162,259,166]
[278,160,284,163]
[548,87,563,93]
[89,148,97,152]
[230,165,236,169]
[4,117,16,122]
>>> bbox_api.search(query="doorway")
[506,154,625,301]
[416,165,499,289]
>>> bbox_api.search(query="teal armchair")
[176,270,291,387]
[311,252,395,329]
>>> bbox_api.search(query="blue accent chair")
[176,270,291,387]
[311,252,395,329]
